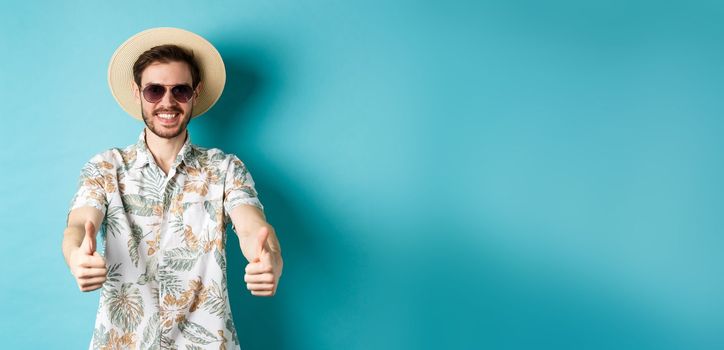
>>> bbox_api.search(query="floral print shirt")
[68,130,263,350]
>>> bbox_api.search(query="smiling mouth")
[154,111,182,124]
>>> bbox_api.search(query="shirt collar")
[132,129,198,170]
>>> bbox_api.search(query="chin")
[142,112,191,139]
[151,127,186,139]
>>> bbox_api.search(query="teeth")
[157,113,176,119]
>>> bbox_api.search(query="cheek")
[183,103,195,116]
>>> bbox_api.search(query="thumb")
[254,226,270,262]
[80,221,96,255]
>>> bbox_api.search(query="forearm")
[63,206,104,267]
[230,205,282,262]
[62,226,84,267]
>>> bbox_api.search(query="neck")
[144,128,187,173]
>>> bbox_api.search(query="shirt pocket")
[179,196,226,251]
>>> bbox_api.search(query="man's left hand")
[244,226,282,297]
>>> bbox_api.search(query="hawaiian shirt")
[68,130,263,350]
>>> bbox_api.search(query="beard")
[141,105,193,139]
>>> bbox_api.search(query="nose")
[158,87,178,107]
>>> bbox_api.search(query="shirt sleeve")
[223,155,264,224]
[68,159,109,219]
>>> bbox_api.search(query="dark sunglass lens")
[172,85,193,102]
[143,85,166,102]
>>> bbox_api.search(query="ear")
[194,81,203,100]
[133,82,141,104]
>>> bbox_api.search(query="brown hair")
[132,44,201,89]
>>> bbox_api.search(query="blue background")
[1,1,722,349]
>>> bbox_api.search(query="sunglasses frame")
[141,83,195,104]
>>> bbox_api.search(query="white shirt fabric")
[69,130,263,349]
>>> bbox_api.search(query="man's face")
[133,61,199,139]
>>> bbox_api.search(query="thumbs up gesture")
[244,226,282,297]
[69,221,108,292]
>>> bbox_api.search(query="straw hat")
[108,27,226,120]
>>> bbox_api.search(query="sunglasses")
[141,84,195,103]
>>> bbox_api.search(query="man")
[61,27,283,349]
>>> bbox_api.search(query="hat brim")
[108,27,226,120]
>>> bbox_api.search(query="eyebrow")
[142,82,192,87]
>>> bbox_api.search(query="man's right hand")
[69,221,107,292]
